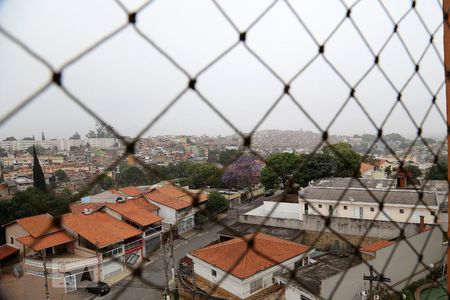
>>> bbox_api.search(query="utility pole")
[168,224,179,299]
[362,265,391,300]
[163,232,170,297]
[42,250,50,300]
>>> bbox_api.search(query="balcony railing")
[177,209,193,219]
[24,256,99,273]
[102,246,123,259]
[144,225,162,237]
[124,239,142,252]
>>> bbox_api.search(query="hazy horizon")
[0,0,446,141]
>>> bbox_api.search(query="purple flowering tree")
[221,154,264,200]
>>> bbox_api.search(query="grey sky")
[0,0,446,140]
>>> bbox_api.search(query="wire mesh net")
[0,0,449,299]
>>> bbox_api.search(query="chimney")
[419,215,425,233]
[396,176,407,188]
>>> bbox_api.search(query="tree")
[218,149,243,166]
[385,165,392,177]
[260,167,279,190]
[260,153,301,189]
[116,166,148,186]
[54,169,68,182]
[294,153,337,187]
[0,147,7,158]
[401,165,421,183]
[206,191,229,213]
[190,163,222,189]
[425,158,448,180]
[322,143,361,177]
[3,136,17,141]
[221,154,263,199]
[27,145,45,155]
[32,146,47,192]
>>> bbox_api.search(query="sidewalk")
[103,269,132,286]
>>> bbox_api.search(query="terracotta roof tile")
[145,190,191,210]
[190,233,309,279]
[360,162,374,173]
[106,201,162,227]
[360,240,394,252]
[132,196,159,211]
[119,186,143,197]
[70,202,105,213]
[16,214,61,238]
[157,185,208,205]
[17,231,74,251]
[0,245,19,260]
[61,211,142,249]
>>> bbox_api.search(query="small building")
[188,233,312,299]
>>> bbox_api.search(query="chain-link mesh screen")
[0,0,449,299]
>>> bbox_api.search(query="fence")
[0,0,449,299]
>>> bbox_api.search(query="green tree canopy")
[116,166,148,186]
[322,143,361,177]
[218,149,243,166]
[425,158,448,180]
[260,152,301,189]
[206,191,229,213]
[54,169,68,182]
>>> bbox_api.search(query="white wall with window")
[188,250,312,299]
[299,198,437,224]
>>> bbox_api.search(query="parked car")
[86,281,110,296]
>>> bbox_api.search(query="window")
[343,205,348,210]
[10,237,14,245]
[211,269,217,277]
[294,260,303,269]
[370,207,375,212]
[250,278,263,293]
[318,204,322,208]
[399,209,404,214]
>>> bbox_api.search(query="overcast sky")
[0,0,446,140]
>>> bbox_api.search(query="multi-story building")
[298,178,440,225]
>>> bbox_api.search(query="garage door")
[102,260,122,279]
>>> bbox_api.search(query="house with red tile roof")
[145,188,196,234]
[2,213,100,285]
[61,210,143,279]
[103,198,163,257]
[188,233,312,299]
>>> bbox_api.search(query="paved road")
[66,215,236,300]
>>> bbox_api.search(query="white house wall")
[299,198,437,224]
[147,200,177,224]
[320,227,444,299]
[190,251,310,299]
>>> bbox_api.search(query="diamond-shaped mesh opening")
[0,0,449,299]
